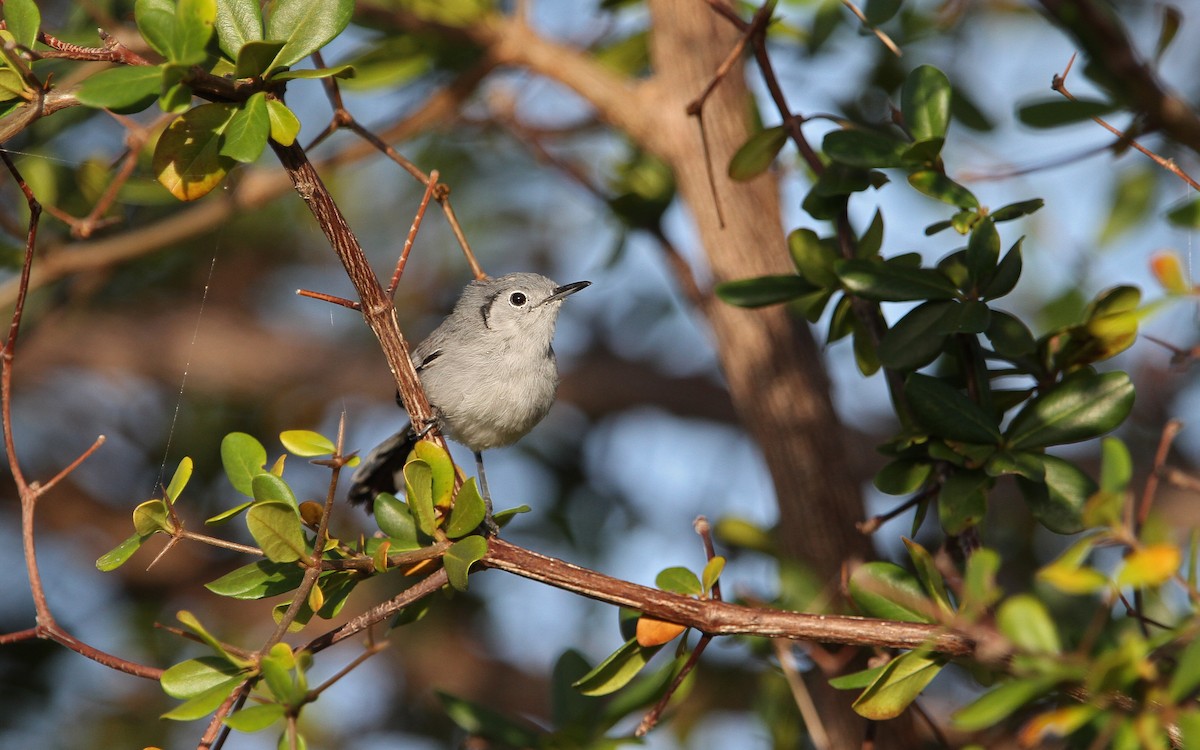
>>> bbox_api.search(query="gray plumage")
[348,273,590,509]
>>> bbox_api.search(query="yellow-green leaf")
[153,103,238,200]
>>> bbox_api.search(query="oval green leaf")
[444,535,488,592]
[908,170,979,209]
[822,128,910,169]
[76,65,164,114]
[264,0,354,70]
[714,274,818,308]
[373,493,421,549]
[728,125,787,181]
[224,703,286,732]
[848,562,935,623]
[904,373,1003,444]
[1004,370,1134,450]
[836,259,959,302]
[161,656,246,699]
[445,478,486,539]
[1014,454,1092,534]
[251,472,298,508]
[279,429,336,457]
[204,559,305,599]
[245,500,306,563]
[221,432,267,496]
[853,650,944,720]
[655,566,702,596]
[902,65,952,142]
[573,637,660,696]
[221,92,270,163]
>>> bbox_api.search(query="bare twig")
[388,170,439,297]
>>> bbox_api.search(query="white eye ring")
[509,292,528,306]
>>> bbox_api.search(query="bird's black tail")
[347,426,418,509]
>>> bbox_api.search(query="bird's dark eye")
[509,292,527,306]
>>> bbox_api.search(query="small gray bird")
[348,273,590,523]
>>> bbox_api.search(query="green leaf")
[822,129,910,169]
[701,556,725,594]
[877,301,955,370]
[204,559,305,599]
[438,692,543,748]
[849,562,935,623]
[235,39,287,78]
[953,676,1058,730]
[246,501,306,563]
[1016,454,1093,534]
[373,493,421,549]
[445,478,486,538]
[714,274,818,307]
[656,566,703,596]
[902,65,952,142]
[836,258,959,302]
[4,0,40,49]
[962,547,1001,613]
[444,535,488,592]
[133,498,173,535]
[829,664,888,690]
[981,238,1023,300]
[177,610,243,665]
[161,677,243,721]
[905,374,1002,444]
[76,65,163,114]
[279,429,336,457]
[573,637,659,696]
[251,472,298,509]
[260,642,298,702]
[1167,196,1200,229]
[908,170,978,209]
[853,651,944,719]
[1005,370,1135,450]
[154,102,239,200]
[874,460,932,495]
[161,656,245,699]
[728,125,787,181]
[403,459,438,536]
[413,440,456,508]
[1099,437,1132,494]
[492,504,530,528]
[997,594,1060,654]
[863,0,902,24]
[270,64,355,81]
[858,209,884,258]
[221,92,270,163]
[165,456,193,503]
[938,471,990,535]
[1169,637,1200,702]
[265,98,300,145]
[206,499,254,524]
[96,532,148,571]
[985,309,1035,359]
[788,228,839,286]
[966,218,999,288]
[263,0,354,70]
[990,198,1044,222]
[136,0,175,58]
[1017,98,1117,128]
[902,538,952,613]
[224,703,286,732]
[215,0,264,60]
[174,0,217,65]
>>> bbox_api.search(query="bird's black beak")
[545,280,591,303]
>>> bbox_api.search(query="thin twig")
[1052,56,1200,191]
[771,639,831,750]
[388,170,439,297]
[840,0,903,57]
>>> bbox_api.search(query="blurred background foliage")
[1,0,1200,748]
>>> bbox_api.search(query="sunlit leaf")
[714,274,818,307]
[1005,370,1134,450]
[245,501,306,563]
[573,637,660,696]
[161,656,245,699]
[215,0,264,60]
[853,650,944,719]
[76,65,163,114]
[997,594,1060,654]
[279,429,336,457]
[264,0,354,71]
[849,562,936,623]
[953,676,1060,731]
[636,616,686,647]
[265,98,301,145]
[221,92,270,163]
[224,703,286,732]
[445,478,486,538]
[153,103,238,200]
[1116,543,1181,588]
[902,65,952,142]
[95,533,148,571]
[656,566,703,596]
[444,535,488,591]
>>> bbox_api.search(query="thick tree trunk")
[642,2,915,746]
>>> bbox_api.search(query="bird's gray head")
[458,272,590,342]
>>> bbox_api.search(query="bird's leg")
[474,450,500,535]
